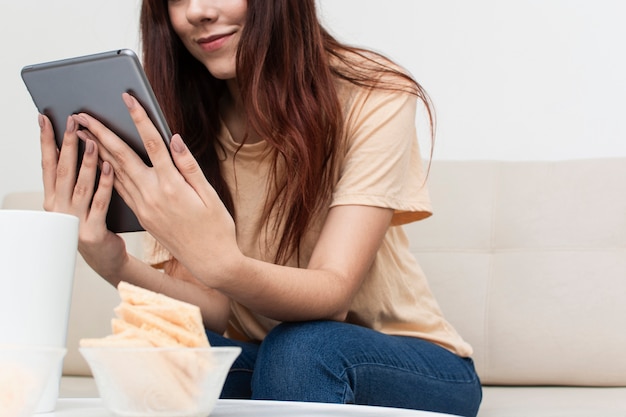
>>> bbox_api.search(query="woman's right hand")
[39,114,127,281]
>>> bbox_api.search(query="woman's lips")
[197,33,232,52]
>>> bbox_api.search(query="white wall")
[2,1,625,203]
[318,0,626,161]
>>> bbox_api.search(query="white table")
[42,398,456,416]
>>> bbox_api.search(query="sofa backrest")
[404,158,626,386]
[4,158,625,384]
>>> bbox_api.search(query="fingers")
[39,114,59,209]
[73,93,175,213]
[71,138,114,230]
[42,115,82,211]
[71,139,99,213]
[74,125,137,211]
[76,93,169,174]
[73,112,144,196]
[39,113,110,231]
[169,134,219,206]
[73,112,141,169]
[87,161,115,228]
[56,116,79,190]
[121,93,171,168]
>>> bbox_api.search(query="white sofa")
[3,158,626,416]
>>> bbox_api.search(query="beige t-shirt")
[145,78,473,357]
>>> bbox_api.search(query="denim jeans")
[207,321,482,417]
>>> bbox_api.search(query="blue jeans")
[207,321,482,417]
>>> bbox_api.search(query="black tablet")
[21,49,172,233]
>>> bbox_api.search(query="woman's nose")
[186,0,219,24]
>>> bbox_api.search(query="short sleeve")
[142,233,172,270]
[331,86,432,226]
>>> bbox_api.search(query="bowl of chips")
[80,345,240,417]
[79,281,240,417]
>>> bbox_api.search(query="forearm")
[191,205,393,323]
[211,255,355,323]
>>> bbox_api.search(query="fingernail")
[122,93,136,109]
[66,116,75,133]
[74,114,89,127]
[85,140,95,154]
[171,134,186,153]
[102,162,112,175]
[38,114,45,130]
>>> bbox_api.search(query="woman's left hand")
[73,93,241,284]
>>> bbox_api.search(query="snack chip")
[80,281,210,348]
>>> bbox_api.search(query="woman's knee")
[255,321,342,370]
[251,321,350,401]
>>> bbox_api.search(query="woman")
[39,0,482,415]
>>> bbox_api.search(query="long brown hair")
[140,0,434,264]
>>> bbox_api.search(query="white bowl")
[0,345,67,417]
[80,346,241,417]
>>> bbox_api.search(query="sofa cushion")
[478,386,626,416]
[406,159,626,386]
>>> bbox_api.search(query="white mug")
[0,209,79,413]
